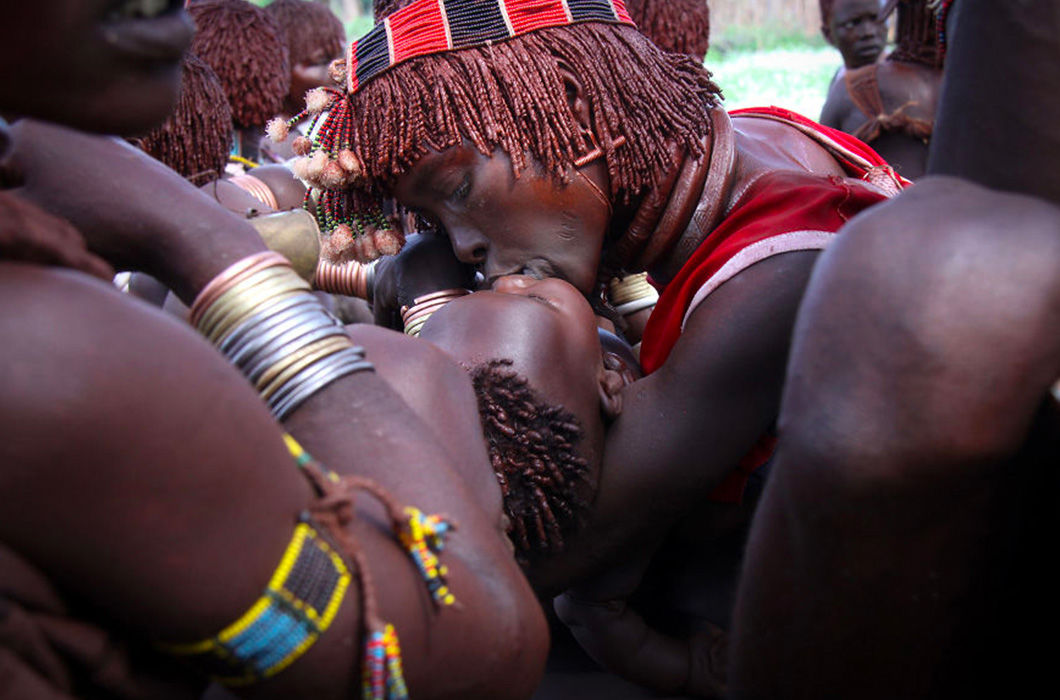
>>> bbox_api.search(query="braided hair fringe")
[625,0,711,62]
[275,22,720,261]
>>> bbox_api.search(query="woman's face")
[0,0,192,134]
[289,46,341,109]
[393,144,611,296]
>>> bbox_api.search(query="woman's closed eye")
[448,173,472,203]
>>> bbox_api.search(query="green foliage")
[710,23,828,57]
[705,40,839,120]
[347,15,374,37]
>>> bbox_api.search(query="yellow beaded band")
[161,519,350,686]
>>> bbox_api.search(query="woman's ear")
[556,61,593,133]
[598,351,638,421]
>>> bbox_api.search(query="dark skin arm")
[534,252,819,696]
[929,0,1060,204]
[0,266,545,699]
[728,177,1060,698]
[731,1,1060,694]
[819,74,858,131]
[531,250,819,594]
[0,124,547,697]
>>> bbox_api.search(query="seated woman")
[187,0,289,169]
[270,0,904,690]
[820,0,944,179]
[0,2,547,697]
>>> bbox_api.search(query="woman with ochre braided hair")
[269,0,904,691]
[0,2,548,698]
[262,0,348,164]
[187,0,290,167]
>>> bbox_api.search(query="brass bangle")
[200,271,311,342]
[229,174,279,210]
[607,272,658,308]
[314,259,374,300]
[258,336,353,400]
[190,251,289,327]
[197,265,300,334]
[400,288,471,337]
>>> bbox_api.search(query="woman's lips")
[99,8,193,62]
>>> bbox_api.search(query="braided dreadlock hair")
[470,360,591,562]
[625,0,711,62]
[188,0,290,129]
[265,0,346,67]
[272,2,721,263]
[889,0,942,66]
[137,53,232,185]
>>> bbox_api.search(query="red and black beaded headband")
[347,0,635,93]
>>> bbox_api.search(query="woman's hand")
[555,591,728,698]
[372,230,476,329]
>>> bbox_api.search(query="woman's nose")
[446,224,489,266]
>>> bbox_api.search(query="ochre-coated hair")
[137,53,232,185]
[265,0,346,66]
[889,0,942,66]
[625,0,711,62]
[188,0,290,128]
[470,360,591,561]
[337,22,720,206]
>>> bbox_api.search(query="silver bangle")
[229,306,338,369]
[614,296,658,316]
[218,295,319,356]
[271,353,374,420]
[243,324,347,384]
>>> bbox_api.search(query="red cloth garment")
[639,109,901,502]
[729,106,910,191]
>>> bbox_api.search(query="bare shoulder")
[819,73,860,131]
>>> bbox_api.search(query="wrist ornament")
[400,288,471,338]
[608,273,659,317]
[314,259,377,303]
[190,251,373,420]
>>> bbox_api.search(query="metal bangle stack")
[608,272,659,317]
[314,259,377,303]
[190,251,374,420]
[400,288,471,337]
